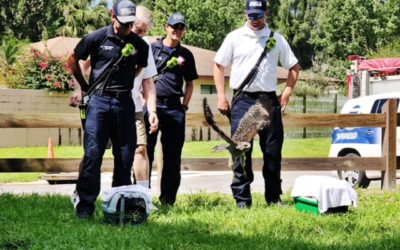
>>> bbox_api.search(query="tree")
[274,0,320,68]
[373,0,400,50]
[369,40,400,58]
[0,0,66,42]
[310,0,379,61]
[58,0,110,37]
[150,0,244,51]
[0,0,111,41]
[0,34,29,85]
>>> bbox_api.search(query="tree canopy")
[1,0,400,87]
[150,0,244,51]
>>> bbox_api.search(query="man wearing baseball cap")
[113,0,137,24]
[68,0,149,219]
[214,0,300,208]
[146,12,198,206]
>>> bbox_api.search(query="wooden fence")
[0,99,398,189]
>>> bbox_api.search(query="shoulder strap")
[86,39,125,97]
[232,31,275,100]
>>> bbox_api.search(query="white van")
[329,92,400,188]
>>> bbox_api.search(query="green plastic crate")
[294,196,320,215]
[294,196,349,215]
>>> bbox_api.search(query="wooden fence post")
[334,93,338,114]
[381,99,397,190]
[302,96,307,138]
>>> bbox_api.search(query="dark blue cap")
[246,0,267,16]
[167,13,186,26]
[113,0,136,24]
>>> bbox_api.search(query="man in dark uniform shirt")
[68,0,148,218]
[145,13,198,205]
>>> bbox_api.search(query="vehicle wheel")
[337,153,370,188]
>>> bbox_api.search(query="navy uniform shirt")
[152,38,198,98]
[74,25,148,91]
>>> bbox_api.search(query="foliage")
[2,0,400,96]
[0,0,66,42]
[369,40,400,59]
[275,0,320,68]
[12,48,76,93]
[309,0,400,61]
[58,0,110,37]
[373,0,400,50]
[1,191,400,249]
[150,0,244,51]
[0,0,110,42]
[0,34,28,86]
[0,34,27,66]
[312,0,370,60]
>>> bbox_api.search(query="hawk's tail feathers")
[203,98,236,146]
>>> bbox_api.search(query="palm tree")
[58,0,110,37]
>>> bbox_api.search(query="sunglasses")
[169,23,186,31]
[247,13,264,21]
[116,18,134,28]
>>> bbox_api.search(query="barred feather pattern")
[203,96,273,170]
[232,95,273,143]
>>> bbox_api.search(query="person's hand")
[69,91,87,107]
[148,111,159,134]
[217,96,231,115]
[279,86,293,112]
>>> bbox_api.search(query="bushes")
[13,48,76,93]
[1,34,76,93]
[0,34,27,87]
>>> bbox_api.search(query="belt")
[241,91,276,98]
[95,90,131,99]
[156,97,181,105]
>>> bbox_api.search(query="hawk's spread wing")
[232,95,273,142]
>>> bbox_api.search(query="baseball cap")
[167,13,186,26]
[113,0,137,24]
[246,0,267,16]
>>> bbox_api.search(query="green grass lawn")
[0,138,331,183]
[0,138,331,159]
[0,190,399,249]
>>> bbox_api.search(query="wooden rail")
[0,99,398,189]
[0,157,390,173]
[0,112,394,128]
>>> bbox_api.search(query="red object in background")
[347,55,361,61]
[347,75,352,97]
[358,58,400,73]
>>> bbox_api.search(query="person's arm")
[141,77,158,133]
[213,63,230,115]
[68,53,89,92]
[279,63,300,111]
[182,81,193,111]
[135,67,144,78]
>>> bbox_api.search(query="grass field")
[1,138,399,249]
[1,190,399,249]
[0,138,331,159]
[0,138,331,183]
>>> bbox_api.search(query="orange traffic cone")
[47,137,55,159]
